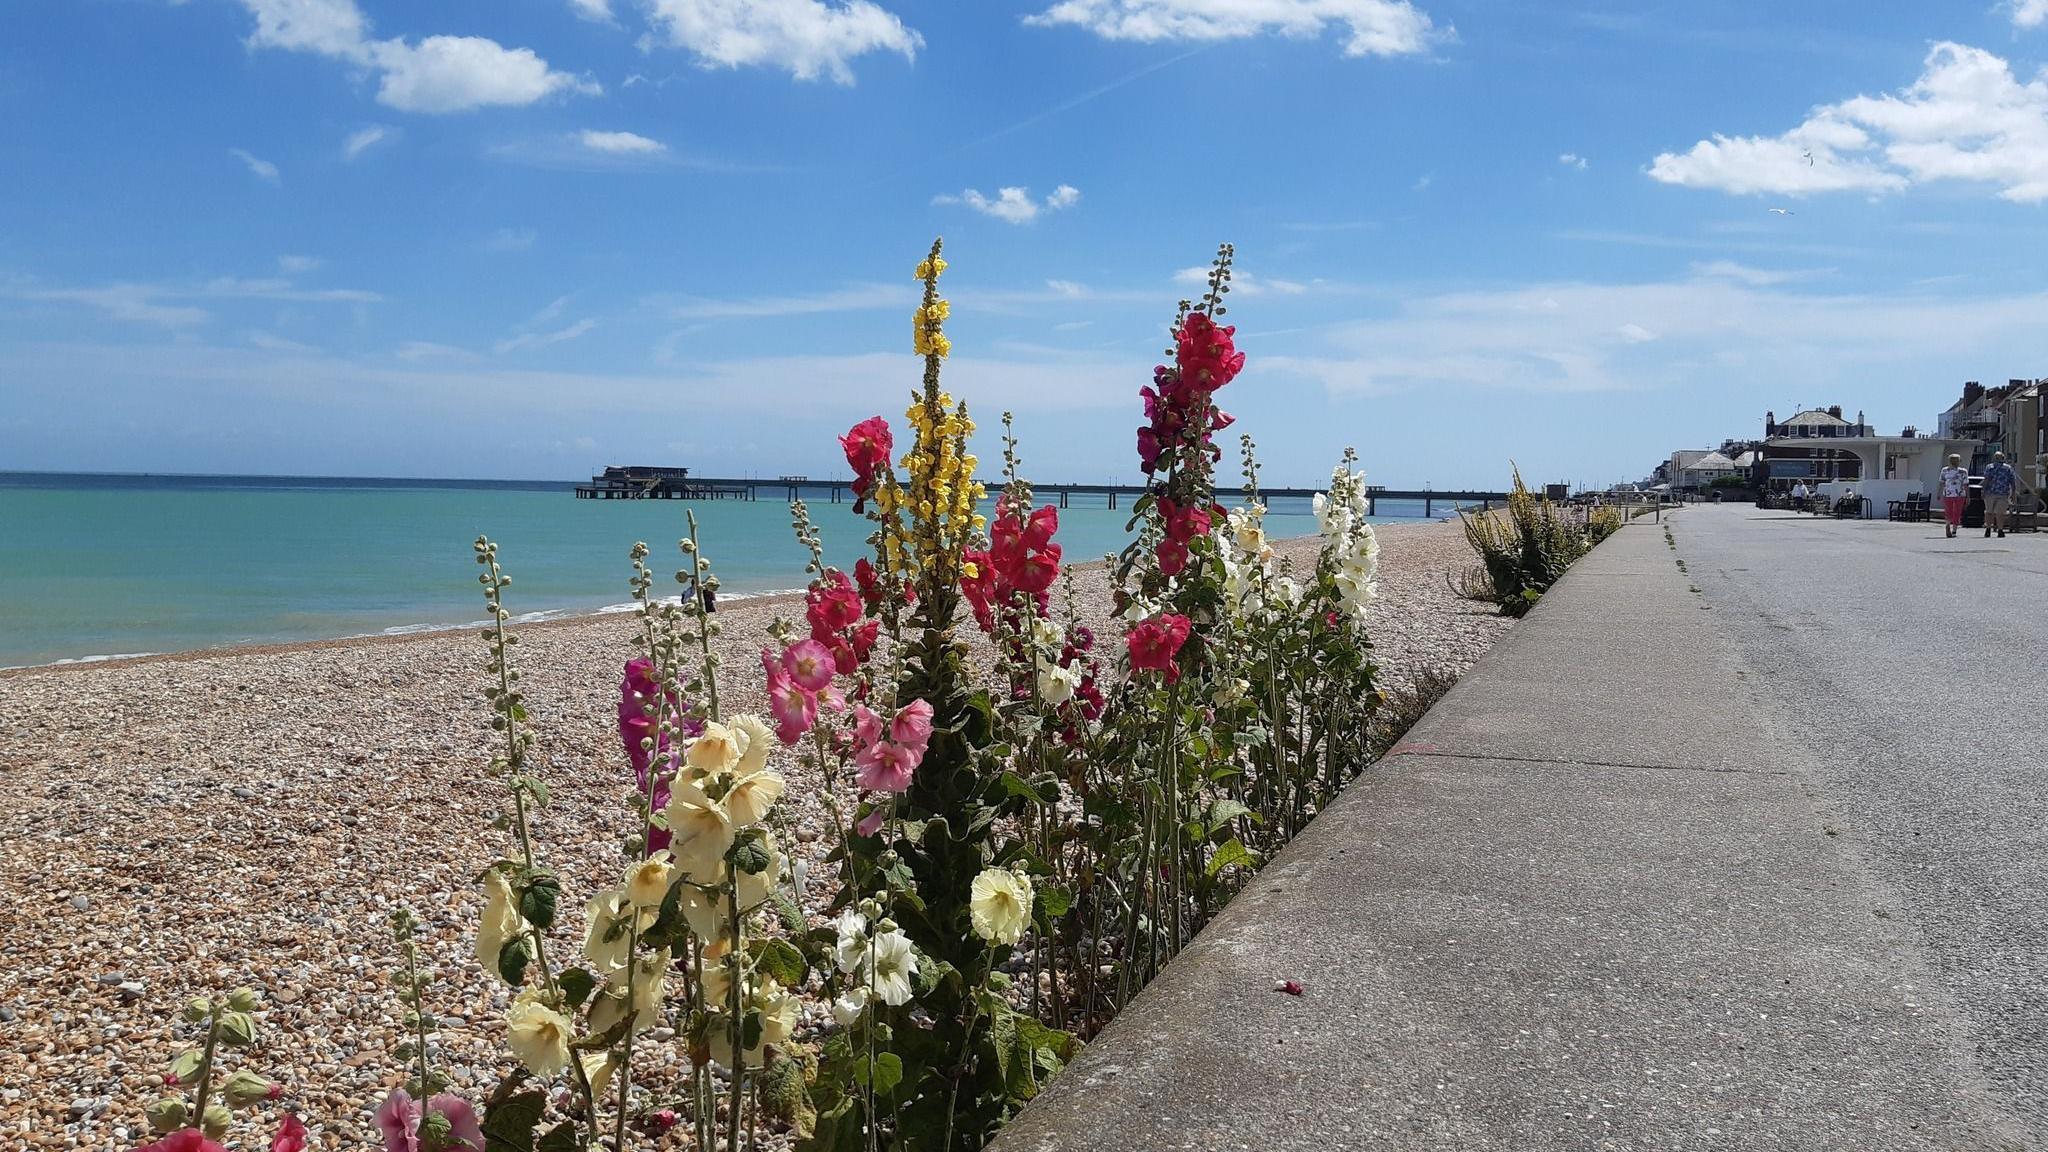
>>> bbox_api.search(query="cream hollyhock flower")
[1029,617,1064,652]
[833,910,867,975]
[1036,661,1079,706]
[686,722,745,776]
[505,993,573,1077]
[756,980,798,1047]
[582,890,635,974]
[701,952,740,1009]
[581,1052,617,1101]
[724,769,786,828]
[625,850,674,909]
[732,714,775,775]
[831,986,870,1027]
[679,880,725,942]
[868,929,917,1006]
[475,869,525,982]
[969,867,1035,947]
[664,781,736,879]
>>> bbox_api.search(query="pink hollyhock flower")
[647,1109,679,1135]
[781,639,836,694]
[1016,546,1061,594]
[1156,538,1189,578]
[1127,614,1192,683]
[767,671,817,744]
[889,699,934,752]
[857,807,887,837]
[852,705,884,748]
[855,740,920,793]
[1175,312,1245,392]
[376,1089,484,1152]
[141,1132,226,1152]
[271,1113,308,1152]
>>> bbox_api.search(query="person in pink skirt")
[1939,453,1970,539]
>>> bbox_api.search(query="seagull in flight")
[1768,207,1795,215]
[1803,150,1814,167]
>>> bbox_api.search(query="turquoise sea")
[0,474,1452,669]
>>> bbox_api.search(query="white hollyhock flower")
[1037,661,1080,706]
[869,930,918,1006]
[969,867,1035,947]
[833,910,868,975]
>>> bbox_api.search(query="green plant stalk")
[940,947,999,1152]
[188,1009,223,1133]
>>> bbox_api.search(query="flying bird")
[1803,150,1814,167]
[1768,207,1794,215]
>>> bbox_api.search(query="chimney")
[1964,381,1984,405]
[1827,405,1843,419]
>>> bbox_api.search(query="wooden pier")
[575,467,1508,516]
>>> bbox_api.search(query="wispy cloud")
[2011,0,2048,29]
[579,129,667,154]
[1559,152,1587,170]
[229,147,280,183]
[4,273,380,328]
[395,340,478,362]
[278,255,322,274]
[1023,0,1446,59]
[496,318,597,355]
[481,227,538,253]
[935,184,1082,224]
[343,124,393,160]
[664,283,917,320]
[568,0,615,23]
[1173,267,1309,296]
[245,331,322,354]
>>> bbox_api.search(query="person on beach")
[1984,451,2017,539]
[1939,454,1969,539]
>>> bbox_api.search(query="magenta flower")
[375,1089,483,1152]
[854,740,920,793]
[270,1113,307,1152]
[889,699,933,753]
[852,705,883,748]
[765,665,818,744]
[781,639,836,693]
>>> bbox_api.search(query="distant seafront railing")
[574,474,1514,516]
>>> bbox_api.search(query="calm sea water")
[0,473,1453,668]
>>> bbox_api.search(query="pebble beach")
[0,519,1511,1150]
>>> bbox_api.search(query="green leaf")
[740,1009,763,1052]
[1205,837,1256,878]
[481,1086,545,1152]
[517,874,559,930]
[1206,799,1252,830]
[870,1052,903,1097]
[996,771,1043,805]
[558,968,596,1011]
[730,833,772,874]
[496,937,531,987]
[534,1121,579,1152]
[1036,884,1073,921]
[750,938,809,988]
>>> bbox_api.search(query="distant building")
[1756,406,1970,517]
[1756,407,1872,485]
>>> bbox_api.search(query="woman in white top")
[1938,453,1970,539]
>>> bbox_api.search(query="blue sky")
[6,1,2048,489]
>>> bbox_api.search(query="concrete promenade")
[992,513,2037,1151]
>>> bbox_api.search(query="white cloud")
[580,129,667,154]
[278,255,322,274]
[1262,272,2048,398]
[1024,0,1443,58]
[939,184,1083,224]
[1650,42,2048,202]
[569,0,615,22]
[1559,152,1587,169]
[664,283,915,319]
[343,124,392,160]
[395,340,478,362]
[200,277,381,303]
[481,227,539,252]
[1690,259,1827,286]
[2012,0,2048,29]
[496,318,597,354]
[639,0,922,84]
[1045,279,1089,297]
[4,273,379,328]
[1173,267,1308,296]
[245,331,322,354]
[229,147,280,183]
[236,0,598,113]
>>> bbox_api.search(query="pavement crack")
[1384,746,1793,777]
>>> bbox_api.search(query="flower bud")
[227,987,262,1013]
[201,1104,232,1140]
[144,1098,187,1134]
[222,1069,273,1108]
[216,1010,259,1048]
[181,996,213,1024]
[169,1049,205,1086]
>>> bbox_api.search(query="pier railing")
[574,477,1512,516]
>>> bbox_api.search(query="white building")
[1787,434,1976,517]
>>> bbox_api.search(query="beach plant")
[1460,464,1596,615]
[135,986,296,1152]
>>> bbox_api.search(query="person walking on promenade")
[1939,454,1970,539]
[1984,451,2018,538]
[1792,480,1810,511]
